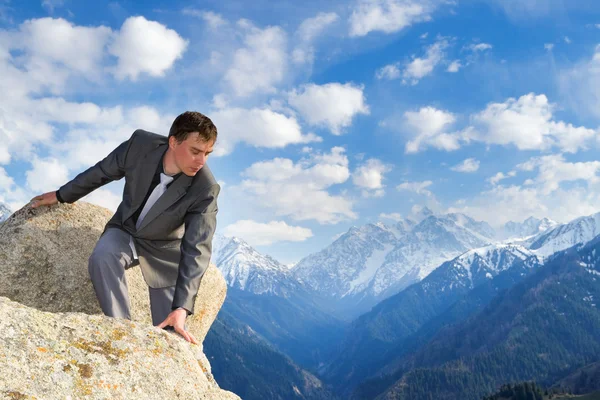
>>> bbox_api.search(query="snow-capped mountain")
[211,234,303,297]
[434,243,538,291]
[291,222,402,299]
[503,216,558,239]
[0,203,11,222]
[528,212,600,257]
[292,213,496,319]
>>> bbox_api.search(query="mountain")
[528,212,600,257]
[321,243,540,394]
[212,234,302,296]
[0,202,11,222]
[503,216,558,239]
[204,309,338,400]
[211,234,346,370]
[323,213,600,395]
[351,236,600,400]
[552,361,600,394]
[292,213,495,320]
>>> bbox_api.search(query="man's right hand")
[30,191,59,208]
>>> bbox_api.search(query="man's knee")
[88,245,119,275]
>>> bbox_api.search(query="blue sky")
[2,0,600,263]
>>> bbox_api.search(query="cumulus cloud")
[352,158,392,189]
[403,106,465,153]
[109,16,188,81]
[288,82,369,134]
[7,17,111,90]
[451,158,480,173]
[471,93,597,153]
[25,157,69,193]
[224,21,287,97]
[222,220,313,246]
[376,38,449,84]
[210,107,321,156]
[517,154,600,194]
[234,147,356,224]
[450,154,600,227]
[349,0,437,37]
[396,180,433,196]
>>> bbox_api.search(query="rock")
[0,202,227,344]
[0,296,240,399]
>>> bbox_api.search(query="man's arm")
[30,135,134,208]
[172,183,220,314]
[57,136,134,204]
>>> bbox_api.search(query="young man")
[30,111,220,344]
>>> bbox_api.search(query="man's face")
[169,132,214,176]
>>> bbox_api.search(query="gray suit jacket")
[58,129,220,314]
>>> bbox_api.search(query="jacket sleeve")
[171,183,220,315]
[57,133,136,203]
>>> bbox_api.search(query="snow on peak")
[528,211,600,258]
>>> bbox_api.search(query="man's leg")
[148,286,176,326]
[88,228,135,320]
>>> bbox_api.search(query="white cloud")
[451,158,480,173]
[210,107,321,156]
[517,154,600,194]
[379,212,403,221]
[25,157,69,193]
[224,21,287,97]
[297,12,339,42]
[222,220,313,246]
[471,93,597,153]
[376,64,401,79]
[292,12,338,65]
[348,0,436,37]
[447,59,461,72]
[451,154,600,227]
[468,43,492,52]
[488,170,516,185]
[564,36,572,44]
[182,9,227,29]
[353,158,392,197]
[9,17,111,89]
[109,16,188,81]
[288,82,369,135]
[396,180,433,196]
[377,38,449,84]
[403,106,464,153]
[234,147,356,224]
[544,43,554,51]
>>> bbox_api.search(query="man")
[30,111,220,345]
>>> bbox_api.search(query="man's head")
[167,111,217,176]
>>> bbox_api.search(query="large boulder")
[0,202,227,344]
[0,296,240,399]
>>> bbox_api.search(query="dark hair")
[168,111,217,144]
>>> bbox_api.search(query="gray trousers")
[88,228,175,326]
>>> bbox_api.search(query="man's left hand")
[156,309,198,344]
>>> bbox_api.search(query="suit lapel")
[124,143,166,222]
[136,174,193,232]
